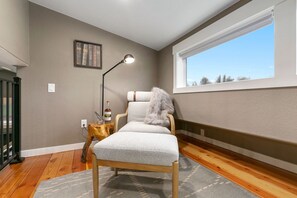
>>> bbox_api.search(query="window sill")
[173,77,297,94]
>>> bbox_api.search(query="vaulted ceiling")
[29,0,238,50]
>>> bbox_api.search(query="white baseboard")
[178,130,297,174]
[21,142,85,157]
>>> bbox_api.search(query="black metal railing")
[0,77,22,171]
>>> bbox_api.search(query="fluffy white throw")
[144,87,174,127]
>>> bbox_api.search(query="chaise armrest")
[115,111,175,135]
[167,114,175,135]
[115,110,128,132]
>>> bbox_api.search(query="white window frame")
[173,0,297,94]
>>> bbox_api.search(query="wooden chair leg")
[92,154,99,198]
[114,168,118,176]
[172,161,179,198]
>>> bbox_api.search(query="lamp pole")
[101,54,134,116]
[101,59,125,115]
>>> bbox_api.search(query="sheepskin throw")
[144,87,174,127]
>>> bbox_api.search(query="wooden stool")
[81,122,114,163]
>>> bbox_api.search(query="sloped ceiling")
[29,0,238,50]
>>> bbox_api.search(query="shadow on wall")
[172,99,183,120]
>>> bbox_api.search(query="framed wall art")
[74,40,102,69]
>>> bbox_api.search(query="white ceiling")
[29,0,238,50]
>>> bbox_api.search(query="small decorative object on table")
[81,122,114,163]
[95,111,104,124]
[104,101,112,122]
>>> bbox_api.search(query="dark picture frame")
[74,40,102,69]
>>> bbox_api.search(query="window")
[186,23,274,87]
[173,0,297,93]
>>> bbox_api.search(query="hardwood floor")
[0,137,296,197]
[178,134,297,198]
[0,150,88,198]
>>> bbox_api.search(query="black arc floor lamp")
[101,54,135,115]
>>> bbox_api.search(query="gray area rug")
[34,156,256,198]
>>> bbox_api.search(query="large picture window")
[186,22,274,87]
[173,0,297,93]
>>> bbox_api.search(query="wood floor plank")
[38,152,63,181]
[234,157,297,189]
[214,152,297,196]
[179,134,297,187]
[0,164,19,186]
[0,157,37,197]
[86,148,93,170]
[178,134,297,196]
[210,147,297,189]
[26,152,64,198]
[179,140,297,198]
[72,149,86,173]
[179,141,272,197]
[190,143,297,195]
[55,150,74,177]
[9,154,51,198]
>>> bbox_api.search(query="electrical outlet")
[200,129,205,136]
[81,119,87,128]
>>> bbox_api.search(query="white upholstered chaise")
[92,91,179,198]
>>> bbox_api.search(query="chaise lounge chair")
[92,91,179,197]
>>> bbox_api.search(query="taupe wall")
[157,1,297,145]
[15,1,297,152]
[0,0,29,64]
[17,3,157,150]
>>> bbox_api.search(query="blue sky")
[187,23,274,85]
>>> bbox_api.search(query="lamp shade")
[123,54,135,64]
